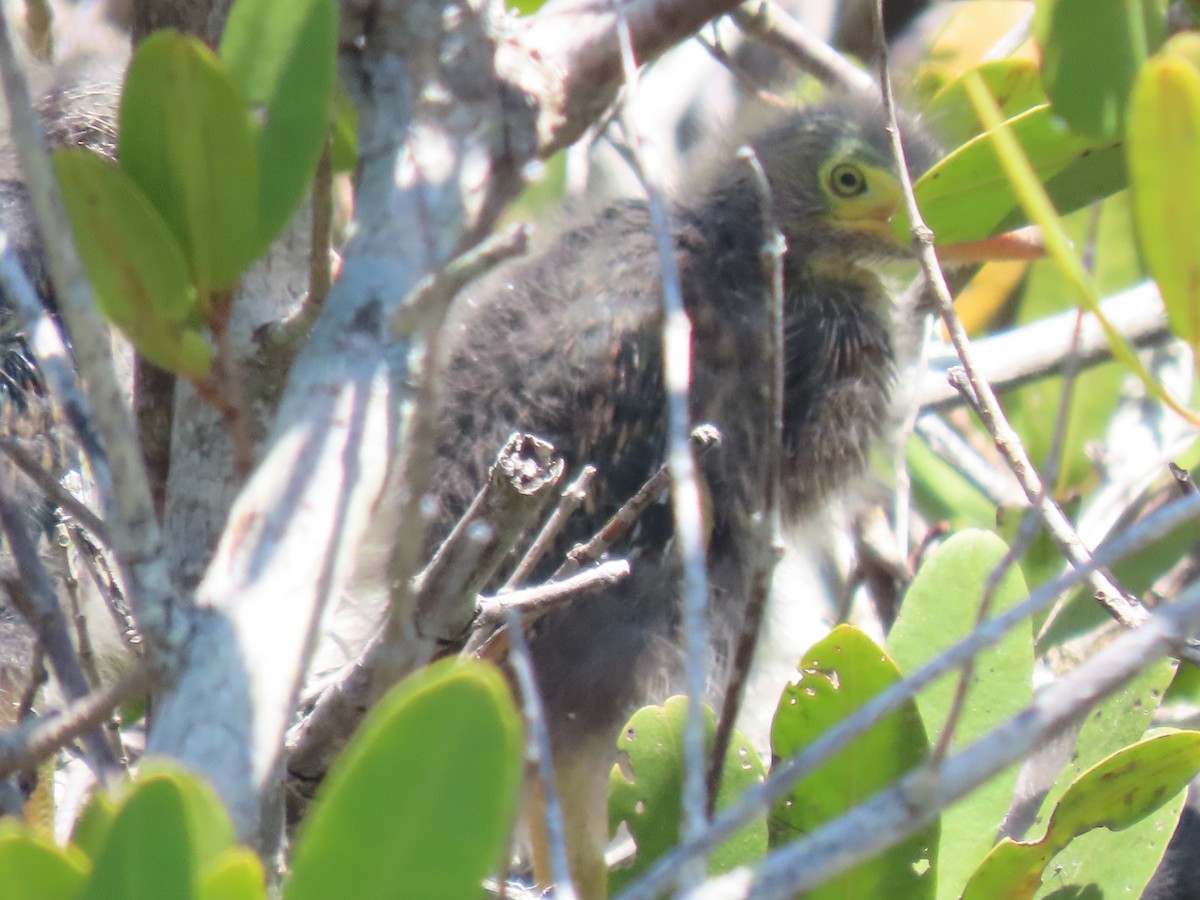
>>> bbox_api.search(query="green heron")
[428,94,1008,895]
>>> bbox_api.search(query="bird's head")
[746,95,940,268]
[741,96,1041,272]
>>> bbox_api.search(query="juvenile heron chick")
[426,95,941,894]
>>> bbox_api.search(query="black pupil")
[836,167,862,193]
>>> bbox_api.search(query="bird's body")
[425,97,939,893]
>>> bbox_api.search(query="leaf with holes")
[771,625,936,900]
[961,730,1200,899]
[608,697,767,894]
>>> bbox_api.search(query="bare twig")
[731,2,874,95]
[503,465,596,590]
[308,141,334,318]
[0,437,109,541]
[415,433,565,643]
[694,31,788,109]
[286,435,564,820]
[390,224,532,341]
[209,312,255,480]
[913,414,1025,508]
[54,531,103,691]
[613,5,710,879]
[707,147,785,814]
[468,559,632,659]
[17,644,45,723]
[554,425,721,580]
[0,485,118,775]
[505,606,579,900]
[384,224,535,655]
[0,665,151,779]
[1170,462,1196,497]
[616,488,1200,900]
[67,524,136,650]
[918,281,1170,411]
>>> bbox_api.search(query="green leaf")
[82,768,235,900]
[771,625,936,900]
[197,848,266,900]
[1128,53,1200,352]
[507,0,549,15]
[134,761,237,872]
[962,731,1200,899]
[1028,662,1179,899]
[926,59,1047,148]
[69,790,116,863]
[0,822,89,900]
[888,530,1033,900]
[119,30,259,296]
[53,148,211,378]
[1031,792,1185,900]
[286,658,522,900]
[1034,0,1163,139]
[904,104,1124,244]
[220,0,337,254]
[607,696,768,894]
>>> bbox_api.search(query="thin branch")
[67,524,137,651]
[0,665,151,779]
[554,425,720,580]
[55,530,104,692]
[893,308,936,558]
[308,141,334,319]
[1170,462,1197,497]
[616,488,1200,900]
[918,281,1170,411]
[694,31,788,109]
[389,223,532,341]
[0,437,109,541]
[707,147,784,814]
[613,6,711,880]
[286,434,564,821]
[415,433,565,643]
[505,606,579,900]
[0,485,118,775]
[730,2,874,95]
[384,223,535,656]
[468,559,632,659]
[17,644,45,723]
[502,465,596,590]
[913,414,1025,508]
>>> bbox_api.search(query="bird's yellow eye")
[828,163,867,198]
